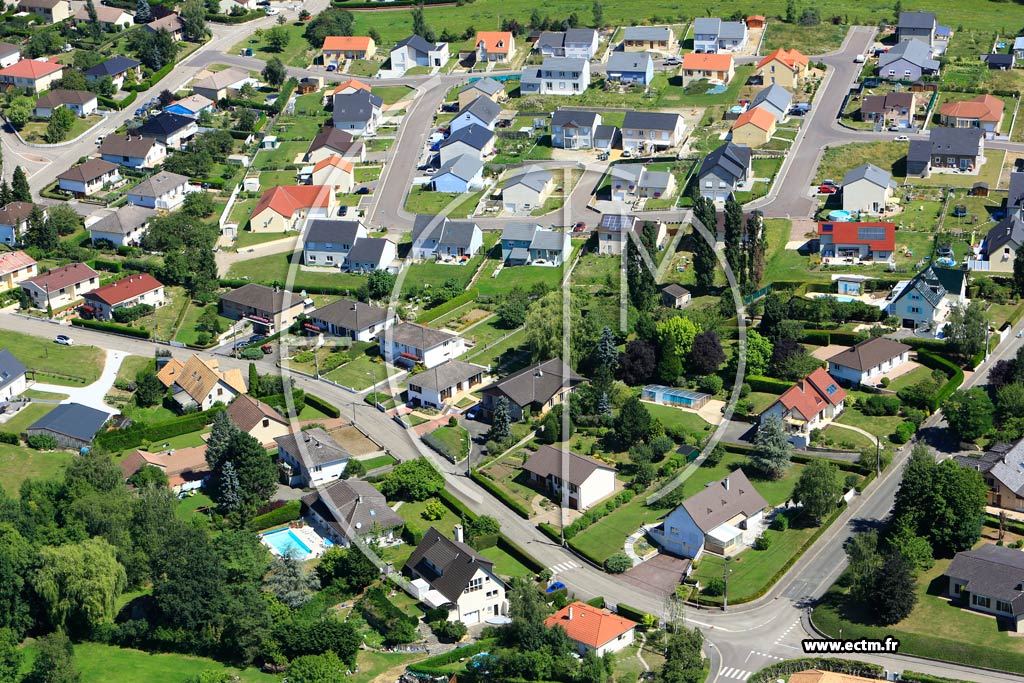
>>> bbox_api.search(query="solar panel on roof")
[825,384,838,395]
[857,226,887,242]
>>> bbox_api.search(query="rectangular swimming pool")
[261,528,313,560]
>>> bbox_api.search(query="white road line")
[738,671,752,681]
[721,668,736,678]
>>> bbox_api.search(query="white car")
[265,7,279,14]
[54,335,73,346]
[895,135,909,142]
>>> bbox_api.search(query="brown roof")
[146,14,184,32]
[681,469,768,533]
[156,354,246,403]
[405,527,498,603]
[0,250,35,276]
[83,273,162,306]
[72,4,129,22]
[0,201,37,226]
[479,358,583,409]
[220,283,303,315]
[0,42,19,58]
[23,262,98,292]
[99,134,161,159]
[522,444,615,487]
[861,91,915,115]
[226,394,288,432]
[58,158,119,183]
[20,0,65,8]
[120,445,210,483]
[827,337,911,372]
[36,89,96,109]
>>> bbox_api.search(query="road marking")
[549,561,579,574]
[720,667,752,680]
[749,651,784,661]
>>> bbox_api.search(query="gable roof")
[439,123,494,151]
[699,142,751,182]
[898,11,936,29]
[523,445,615,487]
[623,25,672,41]
[985,212,1024,254]
[384,321,457,350]
[120,445,208,483]
[662,283,689,299]
[480,358,582,407]
[138,112,195,137]
[275,427,350,468]
[757,47,808,70]
[0,349,27,391]
[843,163,895,189]
[146,14,185,32]
[0,201,35,226]
[827,337,910,372]
[73,4,130,22]
[435,154,483,183]
[945,544,1024,615]
[607,51,654,72]
[302,479,404,538]
[879,39,939,71]
[226,394,287,432]
[681,52,733,71]
[29,403,109,441]
[345,237,392,265]
[333,89,383,121]
[23,262,98,292]
[460,77,503,96]
[622,110,681,132]
[158,353,246,403]
[253,185,331,218]
[476,31,513,53]
[790,671,882,683]
[128,171,188,198]
[312,154,354,176]
[907,138,931,164]
[308,126,357,155]
[461,95,501,124]
[85,56,140,78]
[928,126,984,157]
[83,273,162,306]
[939,94,1004,123]
[310,298,390,332]
[0,250,35,277]
[816,221,896,252]
[501,222,540,243]
[893,265,966,308]
[192,67,249,91]
[405,526,498,602]
[410,359,486,392]
[393,34,440,55]
[505,167,553,193]
[332,78,372,95]
[322,36,374,52]
[860,91,915,114]
[733,106,776,132]
[306,219,364,245]
[545,602,637,648]
[965,440,1024,496]
[750,84,793,117]
[58,158,119,183]
[680,468,768,533]
[0,58,62,80]
[985,53,1014,67]
[551,108,600,129]
[412,216,481,249]
[99,134,161,159]
[220,283,302,314]
[773,366,846,420]
[36,89,96,109]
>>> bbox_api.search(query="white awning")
[707,523,743,545]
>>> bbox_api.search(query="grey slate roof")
[333,90,383,122]
[310,298,390,331]
[394,34,439,55]
[85,56,140,78]
[306,219,364,245]
[907,138,932,164]
[220,283,301,314]
[439,123,494,151]
[405,527,499,603]
[410,359,486,392]
[879,39,939,71]
[958,440,1024,495]
[540,56,587,72]
[505,167,552,193]
[435,154,483,182]
[623,26,672,42]
[843,163,896,190]
[551,109,600,129]
[749,84,792,118]
[985,54,1014,68]
[128,171,188,198]
[536,31,565,50]
[308,127,356,155]
[36,89,96,108]
[640,170,672,190]
[459,77,503,96]
[27,403,109,442]
[699,142,751,182]
[566,28,597,45]
[985,212,1024,254]
[480,358,582,408]
[501,222,539,243]
[606,51,653,73]
[945,544,1024,615]
[718,20,747,41]
[622,110,681,132]
[99,134,161,159]
[530,229,566,251]
[275,428,350,468]
[826,337,910,372]
[89,205,156,235]
[898,11,936,29]
[345,237,392,265]
[693,18,720,35]
[138,112,194,137]
[681,468,768,533]
[303,479,404,538]
[461,95,501,124]
[522,444,615,486]
[929,126,984,157]
[385,322,457,350]
[0,349,26,392]
[661,283,689,299]
[411,215,480,249]
[892,265,964,308]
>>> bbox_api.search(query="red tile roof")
[0,58,63,79]
[681,52,734,71]
[23,262,98,292]
[83,273,162,306]
[757,48,808,71]
[476,31,513,53]
[545,602,636,649]
[733,106,775,132]
[322,36,374,52]
[332,79,371,95]
[0,250,36,276]
[776,367,846,421]
[816,221,895,252]
[252,185,332,219]
[939,94,1004,123]
[313,154,354,174]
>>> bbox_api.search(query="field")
[762,22,848,54]
[2,403,57,437]
[643,402,714,441]
[570,490,666,563]
[0,443,73,496]
[2,330,104,386]
[479,544,534,578]
[404,188,483,217]
[20,114,103,144]
[230,23,313,68]
[814,141,909,184]
[226,251,370,293]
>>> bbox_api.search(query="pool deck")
[261,525,331,560]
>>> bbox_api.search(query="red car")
[818,184,838,194]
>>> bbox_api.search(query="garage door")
[463,610,480,624]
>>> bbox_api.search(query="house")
[87,205,155,248]
[730,106,776,148]
[457,78,504,110]
[499,223,571,266]
[406,526,507,624]
[983,198,1024,272]
[276,428,351,487]
[0,43,19,69]
[878,39,939,81]
[943,545,1024,632]
[887,265,968,330]
[390,35,449,73]
[81,273,164,321]
[697,142,751,202]
[522,445,615,510]
[332,90,383,135]
[308,155,354,192]
[450,95,501,133]
[410,216,484,261]
[912,127,985,176]
[308,298,395,342]
[755,48,809,88]
[0,59,63,93]
[192,67,252,101]
[20,263,98,310]
[652,469,768,558]
[343,237,396,272]
[897,11,937,46]
[680,52,734,86]
[72,4,131,28]
[594,124,620,151]
[156,354,247,411]
[635,167,676,199]
[219,283,307,334]
[126,171,190,211]
[163,94,214,118]
[432,155,485,193]
[322,36,376,64]
[302,479,404,547]
[660,283,691,309]
[407,359,487,409]
[17,0,70,22]
[749,84,792,122]
[0,251,36,293]
[1015,37,1024,58]
[476,31,515,63]
[621,111,685,152]
[138,112,198,149]
[939,94,1004,133]
[0,202,39,246]
[534,29,598,59]
[746,15,766,29]
[827,337,911,387]
[144,14,185,41]
[816,221,896,262]
[58,159,121,197]
[545,602,637,657]
[519,58,591,96]
[760,367,847,447]
[438,123,495,164]
[227,394,290,447]
[305,127,364,164]
[85,56,141,90]
[984,53,1014,70]
[99,135,167,169]
[606,52,655,86]
[551,109,602,149]
[303,219,367,266]
[26,403,109,451]
[859,91,917,128]
[692,18,747,53]
[842,163,897,214]
[378,322,466,369]
[596,213,640,255]
[479,358,582,421]
[119,445,209,493]
[621,26,676,53]
[0,349,27,401]
[249,185,333,232]
[34,89,97,118]
[957,440,1024,512]
[502,168,555,213]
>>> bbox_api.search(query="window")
[467,577,483,592]
[997,600,1012,613]
[486,589,499,598]
[952,582,962,595]
[973,594,991,608]
[217,387,223,396]
[262,418,270,428]
[670,526,679,535]
[910,307,921,314]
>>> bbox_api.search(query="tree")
[379,458,444,501]
[134,368,164,407]
[0,525,34,638]
[65,451,123,495]
[11,167,30,203]
[84,0,101,39]
[33,538,127,633]
[489,396,512,443]
[615,397,652,445]
[743,330,773,376]
[25,206,57,252]
[158,89,176,107]
[845,529,882,602]
[771,338,821,381]
[525,291,582,366]
[617,340,656,385]
[750,415,792,479]
[0,628,21,683]
[591,0,603,26]
[691,196,717,292]
[497,287,529,328]
[287,652,345,683]
[135,0,153,23]
[595,326,619,371]
[24,630,79,683]
[689,329,725,375]
[5,100,30,129]
[945,301,987,361]
[247,362,260,397]
[657,626,704,683]
[626,238,656,311]
[46,205,82,237]
[127,464,169,490]
[793,459,842,523]
[45,106,75,143]
[745,211,766,286]
[785,0,797,23]
[411,2,436,42]
[317,545,378,594]
[266,26,290,53]
[943,387,994,443]
[367,269,396,300]
[180,0,210,42]
[871,552,917,625]
[264,555,320,608]
[723,197,744,283]
[657,316,700,364]
[237,109,258,132]
[537,404,572,444]
[886,518,934,574]
[303,9,355,48]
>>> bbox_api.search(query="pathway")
[827,420,880,447]
[30,349,127,415]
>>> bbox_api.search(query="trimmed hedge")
[614,603,650,624]
[249,499,301,530]
[271,78,299,115]
[800,329,830,346]
[745,375,793,394]
[93,406,224,452]
[749,659,883,683]
[416,288,479,323]
[407,639,497,676]
[99,90,137,110]
[916,349,963,411]
[71,318,151,338]
[0,432,18,445]
[496,536,545,573]
[827,330,863,347]
[538,522,563,544]
[207,9,263,22]
[470,470,531,519]
[967,335,1000,371]
[92,258,122,273]
[438,487,476,520]
[901,673,973,683]
[305,392,340,418]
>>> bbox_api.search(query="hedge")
[984,512,1024,536]
[585,596,606,608]
[91,258,122,273]
[99,90,137,111]
[800,329,830,346]
[0,432,18,445]
[305,392,340,418]
[745,375,793,394]
[93,406,224,452]
[749,659,883,683]
[407,638,498,676]
[416,288,479,323]
[207,9,263,22]
[438,487,476,521]
[790,452,871,475]
[827,330,864,347]
[71,318,151,338]
[538,522,563,544]
[901,673,974,683]
[916,349,964,411]
[271,78,298,115]
[496,536,545,573]
[469,470,531,519]
[249,500,301,530]
[614,603,650,624]
[127,62,174,92]
[967,335,1000,371]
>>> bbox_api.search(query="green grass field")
[479,544,534,578]
[643,402,714,440]
[404,188,482,217]
[372,85,414,105]
[2,403,57,437]
[570,490,666,563]
[2,330,104,386]
[0,443,73,496]
[226,251,370,293]
[230,23,313,68]
[324,355,385,391]
[425,424,470,460]
[815,141,909,184]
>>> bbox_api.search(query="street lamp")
[722,558,733,610]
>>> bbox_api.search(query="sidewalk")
[30,349,126,415]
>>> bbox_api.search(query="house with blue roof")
[164,94,214,118]
[500,223,571,266]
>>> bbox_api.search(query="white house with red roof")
[0,250,36,293]
[0,58,63,93]
[308,155,354,192]
[760,367,846,447]
[81,273,165,321]
[545,602,638,657]
[816,221,895,263]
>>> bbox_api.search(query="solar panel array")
[857,226,888,242]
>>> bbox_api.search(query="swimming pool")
[828,210,852,221]
[262,528,314,560]
[706,84,727,94]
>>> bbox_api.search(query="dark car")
[260,343,273,354]
[338,205,348,216]
[356,187,370,195]
[249,334,266,344]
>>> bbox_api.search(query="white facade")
[843,178,894,214]
[279,447,348,487]
[0,372,26,401]
[378,328,467,369]
[84,285,165,321]
[450,567,506,624]
[828,349,911,386]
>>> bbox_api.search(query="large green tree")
[303,9,355,48]
[944,301,987,361]
[723,197,744,284]
[943,387,994,443]
[0,525,34,636]
[793,459,842,524]
[626,237,656,311]
[871,552,917,625]
[33,538,127,633]
[379,458,444,501]
[179,0,210,41]
[614,396,653,445]
[0,627,21,683]
[691,196,717,292]
[750,415,792,479]
[656,625,704,683]
[24,630,78,683]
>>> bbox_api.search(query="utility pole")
[876,436,881,476]
[722,559,731,610]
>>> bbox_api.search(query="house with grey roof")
[410,215,483,261]
[308,298,394,342]
[87,205,156,247]
[842,163,897,214]
[887,265,968,330]
[621,110,685,152]
[302,479,404,547]
[749,84,792,122]
[661,283,691,309]
[498,223,572,266]
[697,142,751,202]
[27,402,110,451]
[535,28,599,59]
[606,52,655,85]
[957,437,1024,512]
[276,428,351,487]
[379,321,466,368]
[479,357,583,420]
[827,337,911,386]
[137,112,197,150]
[908,127,985,178]
[408,359,487,409]
[389,35,449,74]
[859,91,917,129]
[126,171,190,211]
[99,134,166,169]
[432,154,485,193]
[501,167,555,213]
[879,39,940,81]
[85,56,141,90]
[621,25,676,53]
[458,77,504,109]
[34,88,96,118]
[944,544,1024,631]
[522,445,616,510]
[305,126,364,165]
[897,11,937,46]
[302,219,368,266]
[692,17,748,53]
[551,109,602,149]
[0,348,26,401]
[438,123,494,164]
[343,237,396,273]
[332,90,383,135]
[982,172,1024,272]
[450,95,500,133]
[519,57,591,96]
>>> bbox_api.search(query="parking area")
[619,553,692,597]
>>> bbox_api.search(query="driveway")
[620,553,693,598]
[31,348,126,415]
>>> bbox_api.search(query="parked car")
[572,221,587,232]
[338,205,348,216]
[265,7,279,14]
[818,185,837,194]
[355,187,370,194]
[249,334,266,344]
[821,179,838,188]
[894,135,909,142]
[260,343,273,355]
[621,150,632,158]
[326,64,337,72]
[663,57,681,66]
[54,335,73,346]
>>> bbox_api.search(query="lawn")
[762,219,831,285]
[385,496,462,567]
[836,407,902,442]
[473,242,584,298]
[230,22,313,68]
[270,116,324,142]
[173,302,236,347]
[372,85,414,105]
[2,330,104,386]
[884,365,933,393]
[226,251,370,293]
[913,149,1005,190]
[228,197,259,228]
[464,327,530,375]
[137,285,189,341]
[323,355,386,391]
[354,166,382,183]
[2,403,57,437]
[643,402,714,440]
[235,230,294,250]
[359,453,397,471]
[762,22,848,54]
[425,424,470,461]
[570,490,666,563]
[404,187,483,217]
[404,255,485,296]
[252,141,307,170]
[115,355,154,386]
[479,544,534,578]
[348,59,380,77]
[815,141,909,184]
[821,424,876,451]
[0,443,73,496]
[20,114,103,144]
[175,491,216,527]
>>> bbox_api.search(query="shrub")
[703,577,725,597]
[844,473,860,490]
[447,415,458,427]
[305,393,341,418]
[27,434,58,450]
[71,318,151,338]
[112,303,155,324]
[770,512,789,531]
[431,619,467,643]
[0,432,18,445]
[604,552,632,573]
[293,350,315,363]
[890,420,917,445]
[248,500,301,530]
[860,394,901,416]
[754,533,772,550]
[880,376,890,388]
[698,374,724,395]
[240,347,263,360]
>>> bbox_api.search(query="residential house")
[410,216,484,261]
[119,445,209,493]
[302,479,404,547]
[523,445,616,510]
[827,337,911,387]
[860,91,917,128]
[99,135,167,169]
[450,95,501,132]
[595,214,663,256]
[81,273,164,321]
[57,159,121,197]
[17,0,70,22]
[842,163,897,214]
[332,90,383,135]
[322,36,376,64]
[731,106,776,148]
[606,52,655,86]
[911,126,985,176]
[87,206,156,247]
[982,185,1024,272]
[594,124,620,151]
[519,57,591,96]
[308,298,395,342]
[755,48,809,88]
[308,155,354,192]
[499,223,571,266]
[144,14,185,41]
[692,18,747,53]
[748,84,792,122]
[191,67,253,101]
[26,403,109,451]
[126,171,190,211]
[138,112,198,149]
[34,89,97,118]
[407,359,487,409]
[0,349,27,401]
[406,526,507,624]
[943,545,1024,632]
[276,428,351,487]
[887,265,968,330]
[661,283,691,309]
[636,168,676,199]
[680,52,734,86]
[535,29,598,59]
[219,283,308,334]
[651,470,768,559]
[0,202,39,245]
[303,219,367,266]
[1014,37,1024,58]
[551,109,602,149]
[249,185,333,232]
[957,439,1024,512]
[378,321,466,368]
[0,59,63,93]
[156,354,247,411]
[476,31,515,63]
[878,39,939,81]
[343,237,396,272]
[431,155,485,193]
[20,262,98,310]
[621,110,685,152]
[502,168,555,213]
[457,78,504,110]
[72,4,132,28]
[0,43,20,69]
[438,123,494,164]
[545,603,637,657]
[816,221,896,262]
[163,94,215,118]
[939,94,1004,133]
[984,53,1014,70]
[389,35,449,73]
[0,251,36,294]
[621,26,676,53]
[760,367,847,447]
[85,56,141,91]
[478,358,582,421]
[305,127,365,164]
[897,11,937,46]
[696,142,752,202]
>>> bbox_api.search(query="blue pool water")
[706,84,727,94]
[834,296,855,303]
[262,529,313,559]
[828,210,852,221]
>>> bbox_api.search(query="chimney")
[723,476,730,491]
[453,524,464,544]
[568,605,574,620]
